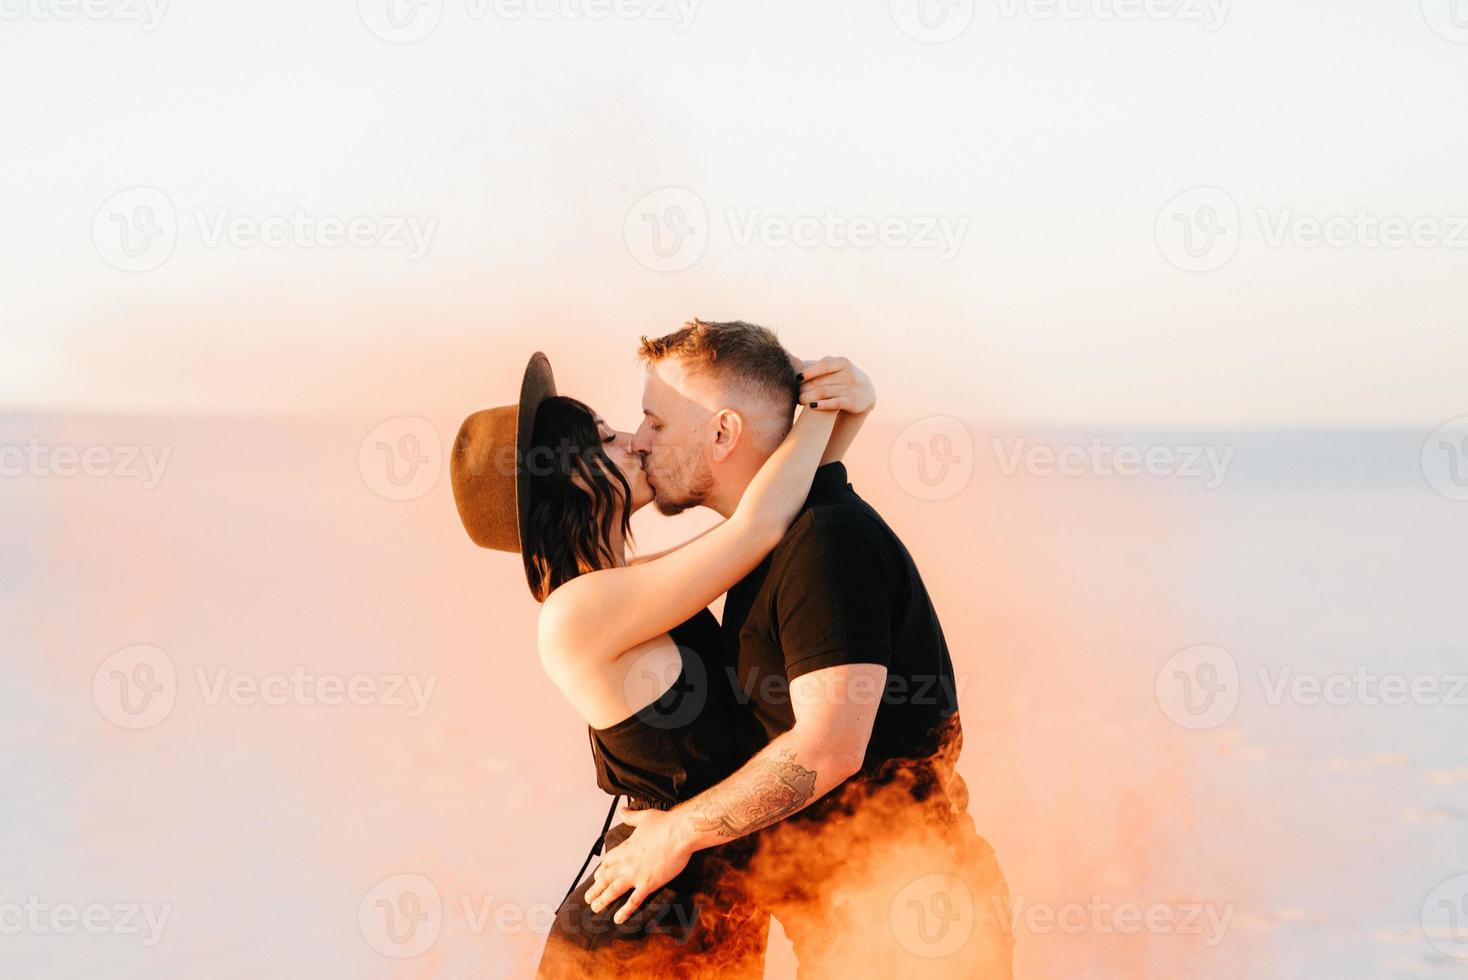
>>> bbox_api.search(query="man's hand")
[794,355,876,414]
[585,808,695,924]
[587,665,882,924]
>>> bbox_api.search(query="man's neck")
[705,454,768,520]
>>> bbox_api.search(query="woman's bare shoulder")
[537,567,616,660]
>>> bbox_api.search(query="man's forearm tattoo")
[690,749,817,839]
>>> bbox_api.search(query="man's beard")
[653,454,714,516]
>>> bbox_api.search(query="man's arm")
[586,662,886,922]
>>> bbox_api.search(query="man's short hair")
[638,319,799,417]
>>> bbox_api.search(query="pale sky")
[2,0,1464,425]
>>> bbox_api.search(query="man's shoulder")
[773,494,898,566]
[796,496,885,533]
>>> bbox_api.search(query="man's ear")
[709,409,745,463]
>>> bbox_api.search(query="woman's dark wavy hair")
[523,396,633,602]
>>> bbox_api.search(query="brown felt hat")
[450,352,557,590]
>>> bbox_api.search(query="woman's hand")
[789,353,874,465]
[793,355,876,414]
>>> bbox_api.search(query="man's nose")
[630,425,649,454]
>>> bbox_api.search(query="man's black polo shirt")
[719,461,962,785]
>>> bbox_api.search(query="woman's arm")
[795,356,875,465]
[538,407,839,666]
[627,522,720,566]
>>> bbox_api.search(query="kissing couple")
[451,320,1013,978]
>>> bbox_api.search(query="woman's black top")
[545,610,766,969]
[587,608,749,808]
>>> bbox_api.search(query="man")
[587,320,1013,977]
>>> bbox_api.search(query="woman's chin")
[627,478,654,513]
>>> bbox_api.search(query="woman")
[449,350,874,978]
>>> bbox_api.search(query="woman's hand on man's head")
[792,356,876,415]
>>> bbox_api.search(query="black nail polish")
[796,373,804,382]
[809,401,818,408]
